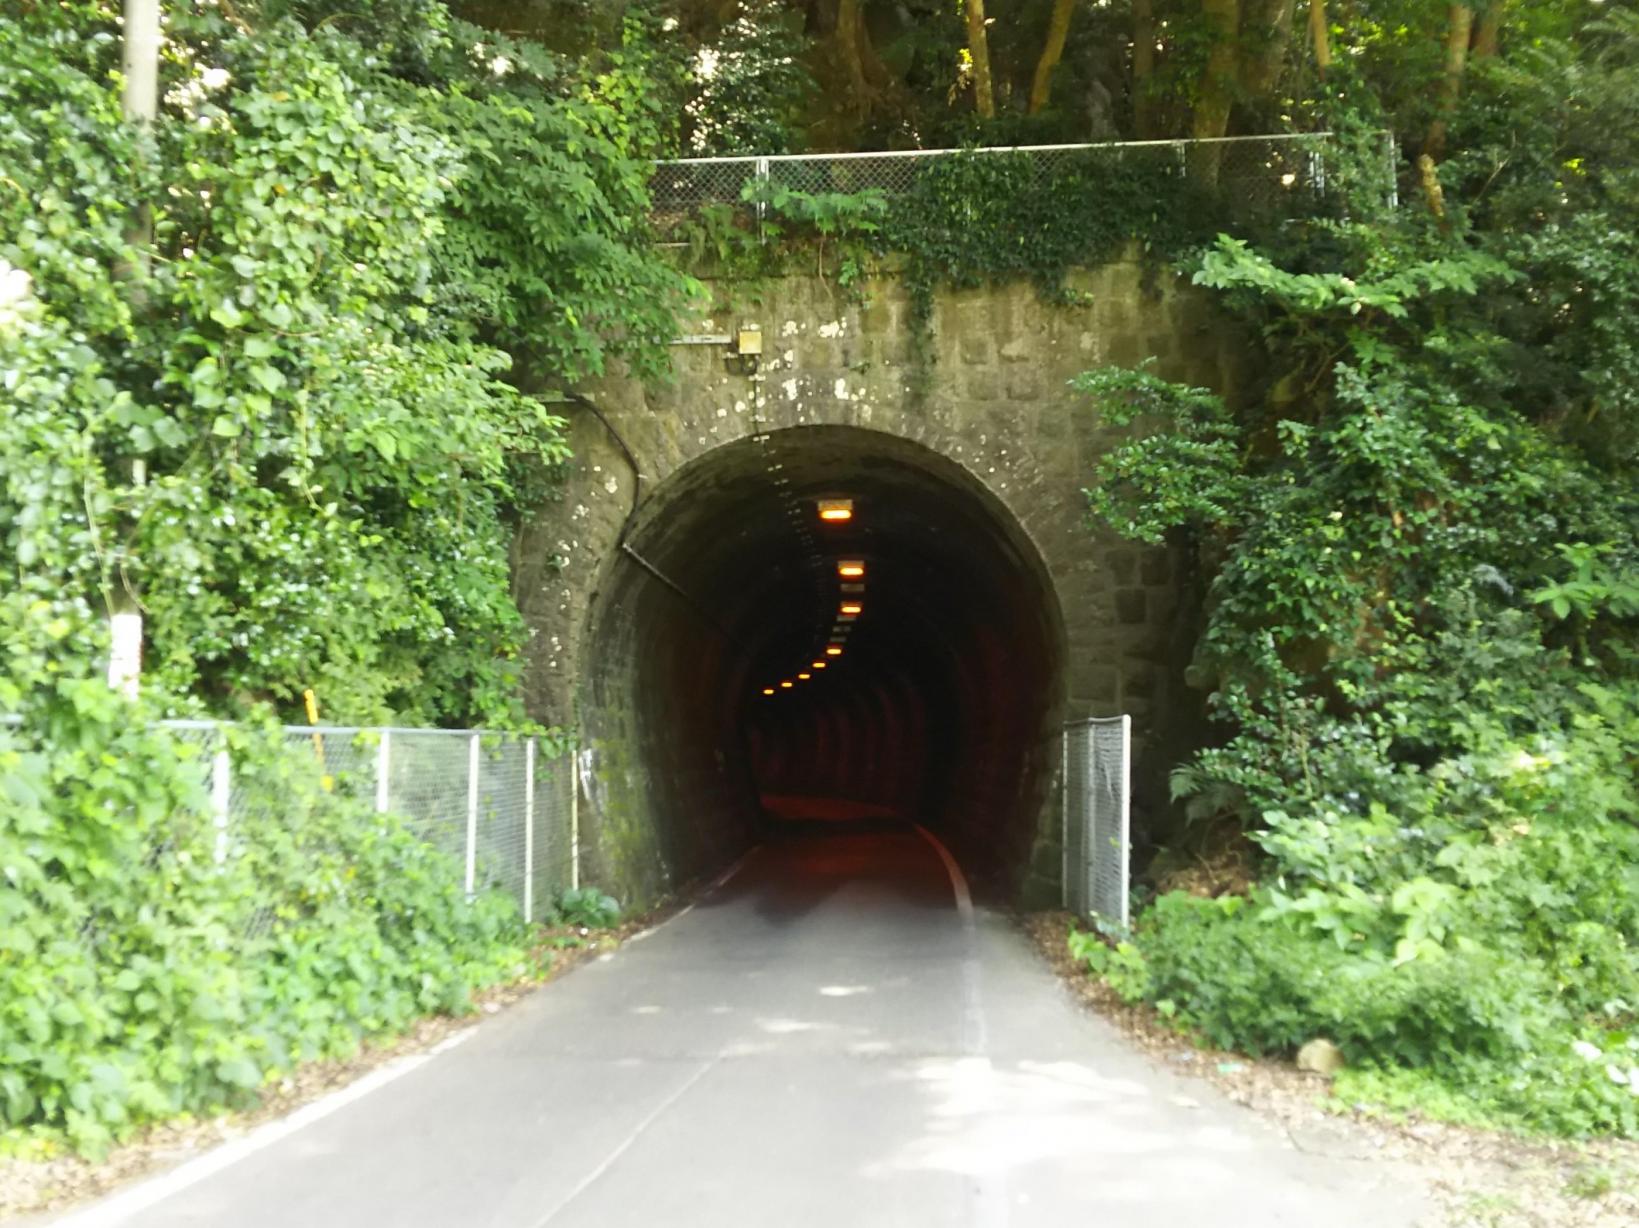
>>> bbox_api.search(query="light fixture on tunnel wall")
[780,680,794,688]
[825,646,843,657]
[839,602,863,617]
[797,672,811,680]
[761,687,775,696]
[817,498,854,523]
[811,661,827,669]
[837,559,866,578]
[840,582,865,595]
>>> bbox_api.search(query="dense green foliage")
[9,0,1639,1155]
[1074,6,1639,1138]
[0,694,529,1154]
[0,0,687,1157]
[1,0,693,728]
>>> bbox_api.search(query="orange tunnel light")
[762,687,775,696]
[780,680,795,688]
[837,559,865,578]
[818,499,854,523]
[797,672,812,680]
[811,661,827,669]
[839,602,863,616]
[825,646,843,657]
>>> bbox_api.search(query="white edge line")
[52,1029,476,1228]
[911,823,973,918]
[626,846,758,943]
[529,1057,719,1228]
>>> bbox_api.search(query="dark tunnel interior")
[579,426,1066,897]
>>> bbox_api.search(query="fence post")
[1118,715,1133,929]
[1060,725,1069,911]
[523,737,536,924]
[375,728,391,814]
[754,155,770,240]
[465,733,479,897]
[211,734,231,867]
[570,749,580,891]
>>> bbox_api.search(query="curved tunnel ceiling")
[580,425,1067,896]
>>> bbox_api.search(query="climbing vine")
[1,1,696,730]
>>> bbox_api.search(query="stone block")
[964,369,1001,401]
[1006,366,1043,402]
[1082,665,1119,703]
[1104,332,1145,369]
[1104,548,1138,585]
[1123,666,1157,699]
[1115,588,1148,625]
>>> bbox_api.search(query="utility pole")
[109,0,161,700]
[123,0,160,126]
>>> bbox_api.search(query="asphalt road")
[56,820,1428,1227]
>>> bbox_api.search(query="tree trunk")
[1192,0,1241,141]
[1309,0,1331,77]
[1239,0,1296,99]
[1423,4,1474,160]
[1132,0,1157,136]
[966,0,996,118]
[1472,2,1502,58]
[1029,0,1077,115]
[835,0,870,116]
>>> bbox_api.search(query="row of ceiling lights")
[760,500,863,697]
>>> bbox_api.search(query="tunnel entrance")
[578,425,1067,901]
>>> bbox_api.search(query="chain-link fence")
[1062,716,1131,928]
[651,132,1393,240]
[157,721,578,924]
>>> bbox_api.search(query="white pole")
[465,734,479,897]
[122,0,161,125]
[1060,725,1069,911]
[375,729,391,813]
[108,608,143,700]
[1118,715,1133,929]
[570,749,581,891]
[523,738,536,924]
[111,1,160,692]
[211,738,231,866]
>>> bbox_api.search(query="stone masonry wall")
[511,252,1252,906]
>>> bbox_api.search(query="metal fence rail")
[157,721,578,925]
[652,132,1387,236]
[1062,715,1132,928]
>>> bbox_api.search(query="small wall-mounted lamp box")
[735,325,763,356]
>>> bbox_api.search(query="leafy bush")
[0,688,529,1156]
[1073,13,1639,1140]
[553,887,622,930]
[0,2,692,729]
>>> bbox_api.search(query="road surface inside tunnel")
[55,818,1427,1228]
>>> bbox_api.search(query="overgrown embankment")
[1068,11,1639,1138]
[1,1,677,1157]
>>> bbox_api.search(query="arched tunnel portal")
[578,426,1065,901]
[515,263,1248,909]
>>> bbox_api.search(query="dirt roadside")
[1020,910,1639,1228]
[0,901,684,1222]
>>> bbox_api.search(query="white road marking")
[527,1057,720,1228]
[52,1030,476,1228]
[912,823,1010,1227]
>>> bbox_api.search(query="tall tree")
[1308,0,1331,78]
[965,0,996,118]
[1132,0,1158,135]
[1029,0,1078,114]
[1424,3,1475,159]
